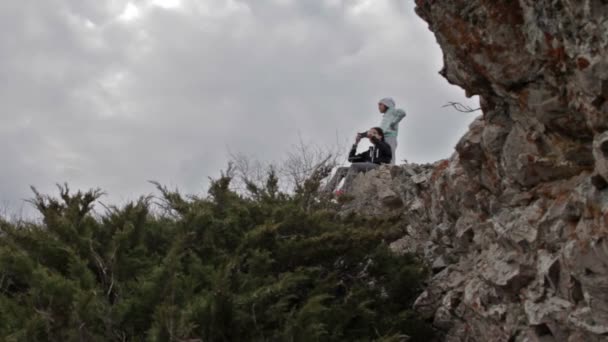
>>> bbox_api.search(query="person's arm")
[389,109,406,130]
[348,144,367,163]
[348,134,367,163]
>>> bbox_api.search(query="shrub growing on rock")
[0,173,434,341]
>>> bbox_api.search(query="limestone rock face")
[339,1,608,340]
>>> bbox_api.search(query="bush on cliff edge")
[0,171,434,341]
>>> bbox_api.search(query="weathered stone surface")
[568,307,608,335]
[335,1,608,340]
[524,297,572,326]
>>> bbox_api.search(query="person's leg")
[350,162,380,173]
[385,136,398,164]
[324,167,349,192]
[342,162,379,192]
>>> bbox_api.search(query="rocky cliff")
[341,1,608,341]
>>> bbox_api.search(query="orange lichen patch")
[432,1,530,87]
[439,15,510,64]
[545,32,568,65]
[471,301,481,310]
[438,15,484,55]
[548,46,567,62]
[533,184,554,199]
[577,57,590,70]
[431,160,451,182]
[544,32,568,66]
[484,43,509,59]
[483,158,500,188]
[519,90,529,110]
[470,61,491,80]
[553,192,570,205]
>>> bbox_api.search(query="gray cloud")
[0,0,478,212]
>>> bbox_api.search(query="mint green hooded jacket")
[380,107,406,138]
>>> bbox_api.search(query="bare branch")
[226,131,345,198]
[280,134,341,191]
[442,101,481,113]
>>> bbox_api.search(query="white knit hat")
[379,97,395,108]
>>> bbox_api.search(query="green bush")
[0,174,434,341]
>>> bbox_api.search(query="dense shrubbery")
[0,171,434,341]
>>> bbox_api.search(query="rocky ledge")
[341,1,608,341]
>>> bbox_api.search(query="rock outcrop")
[340,1,608,341]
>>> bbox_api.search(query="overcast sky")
[1,0,478,213]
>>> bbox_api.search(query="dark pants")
[325,162,379,193]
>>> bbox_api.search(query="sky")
[0,0,479,213]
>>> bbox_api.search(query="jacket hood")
[379,97,395,109]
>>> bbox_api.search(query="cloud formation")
[0,0,479,211]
